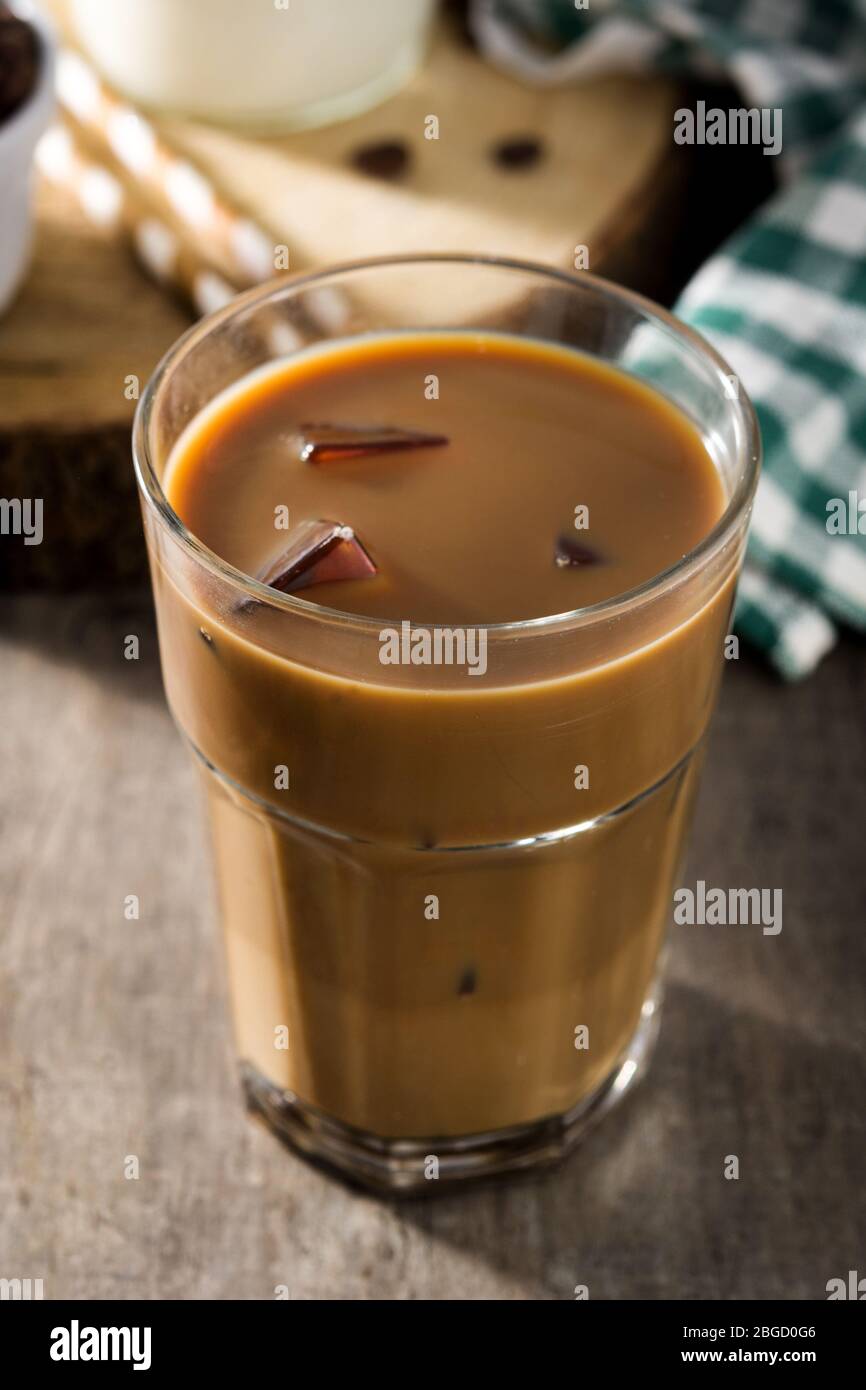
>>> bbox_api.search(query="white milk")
[69,0,435,130]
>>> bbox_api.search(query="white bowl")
[0,2,55,315]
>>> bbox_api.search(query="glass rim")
[132,252,761,637]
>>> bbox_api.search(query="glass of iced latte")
[133,256,759,1192]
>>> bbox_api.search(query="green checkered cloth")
[471,0,866,677]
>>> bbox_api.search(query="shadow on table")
[0,591,166,705]
[392,973,866,1300]
[387,654,866,1299]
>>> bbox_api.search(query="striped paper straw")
[54,46,351,335]
[56,47,275,286]
[36,122,239,318]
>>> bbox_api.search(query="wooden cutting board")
[0,7,687,587]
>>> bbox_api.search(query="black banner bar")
[2,1298,861,1375]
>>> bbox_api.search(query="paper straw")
[56,47,276,287]
[53,46,352,337]
[36,122,238,318]
[37,122,315,362]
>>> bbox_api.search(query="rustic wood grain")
[1,594,863,1300]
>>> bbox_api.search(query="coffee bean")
[350,140,411,182]
[492,136,545,171]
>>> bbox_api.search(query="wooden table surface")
[1,593,864,1300]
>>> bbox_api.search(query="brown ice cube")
[258,519,376,595]
[554,534,604,568]
[296,422,448,463]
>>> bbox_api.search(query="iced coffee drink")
[134,258,759,1190]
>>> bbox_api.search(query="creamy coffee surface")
[165,332,725,623]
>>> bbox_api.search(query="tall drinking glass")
[133,256,760,1192]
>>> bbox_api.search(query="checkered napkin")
[470,0,866,678]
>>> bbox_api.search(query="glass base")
[241,984,662,1195]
